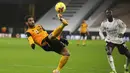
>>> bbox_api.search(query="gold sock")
[77,40,80,45]
[82,40,86,45]
[57,56,69,71]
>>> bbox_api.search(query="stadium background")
[0,0,130,73]
[0,0,59,37]
[0,0,129,40]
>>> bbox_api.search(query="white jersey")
[99,18,126,44]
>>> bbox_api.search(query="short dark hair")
[105,9,112,13]
[24,15,33,22]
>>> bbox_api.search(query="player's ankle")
[56,68,61,71]
[53,69,60,73]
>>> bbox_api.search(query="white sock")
[125,58,130,70]
[107,55,116,71]
[85,36,87,40]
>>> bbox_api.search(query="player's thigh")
[80,33,85,39]
[106,42,115,55]
[41,44,53,51]
[82,35,86,39]
[48,38,66,54]
[116,43,128,55]
[50,39,70,56]
[83,35,87,40]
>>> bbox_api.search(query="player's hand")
[118,33,124,38]
[31,44,35,50]
[60,38,69,46]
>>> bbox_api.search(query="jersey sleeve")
[25,32,35,45]
[99,22,105,40]
[100,22,106,32]
[118,19,126,34]
[26,32,31,37]
[86,23,88,27]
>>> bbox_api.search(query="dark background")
[0,0,60,28]
[0,0,129,28]
[0,0,130,35]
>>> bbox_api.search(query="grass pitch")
[0,38,129,73]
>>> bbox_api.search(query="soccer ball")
[55,2,66,13]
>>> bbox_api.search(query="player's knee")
[106,46,112,55]
[48,34,55,39]
[63,52,70,56]
[65,52,70,56]
[107,52,111,55]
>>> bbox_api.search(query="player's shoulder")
[113,18,120,21]
[114,18,124,24]
[25,29,31,35]
[25,30,31,37]
[113,18,122,21]
[101,19,107,25]
[25,27,34,33]
[84,23,88,26]
[102,19,107,23]
[35,24,43,28]
[35,24,41,26]
[26,28,31,33]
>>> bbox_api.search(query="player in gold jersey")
[77,20,89,46]
[24,14,70,73]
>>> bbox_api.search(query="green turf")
[0,38,129,73]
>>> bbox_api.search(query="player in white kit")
[99,9,130,73]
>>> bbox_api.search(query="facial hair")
[107,15,113,22]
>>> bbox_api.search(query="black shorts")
[41,37,65,54]
[106,41,128,55]
[80,33,86,38]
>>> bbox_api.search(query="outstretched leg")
[49,14,68,39]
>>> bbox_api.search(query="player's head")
[105,9,113,19]
[24,15,35,27]
[82,20,86,23]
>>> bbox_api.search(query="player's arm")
[86,24,89,35]
[99,22,105,40]
[118,19,126,38]
[79,24,82,33]
[86,30,90,35]
[26,32,35,49]
[48,14,68,39]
